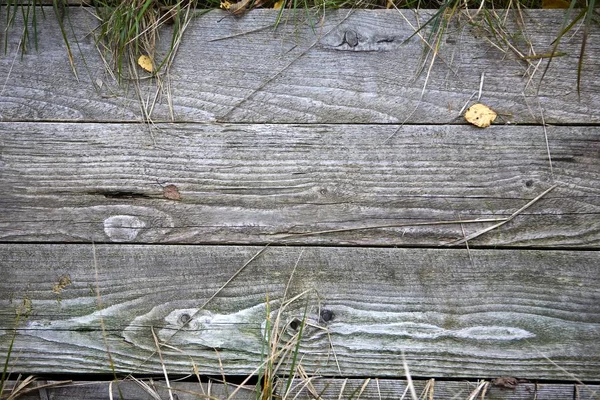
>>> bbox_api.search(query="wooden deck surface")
[1,5,599,399]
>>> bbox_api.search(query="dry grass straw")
[90,0,203,125]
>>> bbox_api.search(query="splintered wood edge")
[1,244,599,379]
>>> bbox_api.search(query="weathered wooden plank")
[1,244,599,379]
[278,378,579,399]
[1,122,598,247]
[2,380,255,400]
[1,8,599,123]
[3,379,588,400]
[577,385,600,400]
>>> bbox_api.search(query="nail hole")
[320,309,334,323]
[289,318,301,331]
[179,313,192,325]
[525,180,534,188]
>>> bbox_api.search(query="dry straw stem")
[91,243,124,400]
[1,377,72,400]
[124,245,270,376]
[218,8,355,122]
[275,185,558,246]
[278,217,508,240]
[445,184,557,246]
[466,380,489,400]
[402,351,418,400]
[150,327,174,400]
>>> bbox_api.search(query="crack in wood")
[85,190,152,199]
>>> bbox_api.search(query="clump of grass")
[92,0,201,81]
[398,0,598,98]
[2,0,46,54]
[0,298,45,400]
[541,0,598,95]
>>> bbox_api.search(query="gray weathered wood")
[577,385,600,400]
[278,378,580,399]
[3,379,590,399]
[1,122,598,247]
[2,380,255,400]
[1,8,599,123]
[1,244,599,379]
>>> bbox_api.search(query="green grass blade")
[53,0,78,78]
[283,304,308,397]
[577,0,595,95]
[256,296,271,400]
[0,313,21,396]
[33,0,39,52]
[402,5,449,45]
[538,0,584,93]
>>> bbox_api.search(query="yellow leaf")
[464,103,497,128]
[220,0,232,9]
[137,55,153,73]
[542,0,570,8]
[273,0,284,9]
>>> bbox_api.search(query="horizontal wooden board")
[1,8,599,123]
[278,378,594,399]
[5,379,596,400]
[1,244,599,379]
[1,122,598,247]
[2,380,255,400]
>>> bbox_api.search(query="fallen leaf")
[492,377,518,389]
[52,274,72,294]
[137,55,154,73]
[221,0,255,15]
[542,0,570,8]
[464,103,497,128]
[273,0,284,8]
[163,184,181,201]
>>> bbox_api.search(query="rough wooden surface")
[2,380,255,400]
[4,379,598,400]
[1,244,599,379]
[2,5,599,391]
[279,379,600,399]
[1,8,599,123]
[1,122,598,247]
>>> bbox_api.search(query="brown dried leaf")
[163,184,181,201]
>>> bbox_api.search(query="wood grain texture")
[279,378,586,399]
[2,380,255,400]
[1,244,599,379]
[4,380,594,400]
[1,122,598,247]
[1,8,599,123]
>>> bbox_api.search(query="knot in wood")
[320,309,334,323]
[343,30,359,48]
[179,313,192,326]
